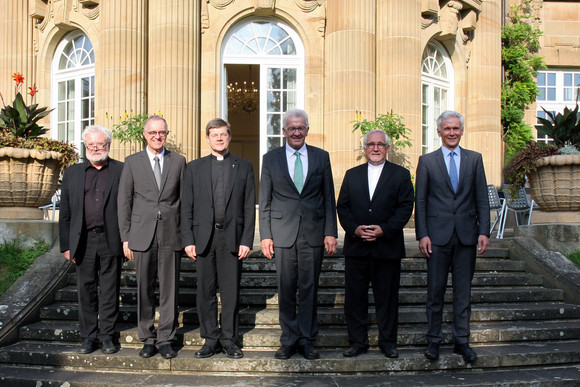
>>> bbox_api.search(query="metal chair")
[487,185,506,239]
[502,186,535,229]
[39,189,60,221]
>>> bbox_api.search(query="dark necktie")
[153,156,161,190]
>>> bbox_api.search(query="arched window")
[222,19,304,162]
[421,42,454,154]
[51,32,95,159]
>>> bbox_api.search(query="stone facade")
[3,0,572,190]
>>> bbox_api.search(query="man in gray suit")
[118,115,186,359]
[260,109,338,360]
[415,111,490,363]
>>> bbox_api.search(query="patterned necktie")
[449,151,458,193]
[293,151,303,194]
[153,156,162,190]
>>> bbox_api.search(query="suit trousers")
[274,222,324,347]
[134,220,181,346]
[196,228,242,347]
[345,256,401,349]
[75,230,121,341]
[426,230,476,345]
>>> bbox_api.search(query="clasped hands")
[354,224,384,242]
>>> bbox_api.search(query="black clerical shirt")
[84,160,108,230]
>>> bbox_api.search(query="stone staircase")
[1,243,580,385]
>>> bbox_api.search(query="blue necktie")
[293,151,303,194]
[449,151,458,193]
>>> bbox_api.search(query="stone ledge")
[515,223,580,254]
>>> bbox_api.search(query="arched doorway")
[221,18,305,186]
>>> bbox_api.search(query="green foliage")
[0,131,78,168]
[501,0,546,160]
[352,111,413,149]
[110,111,150,148]
[0,92,51,139]
[536,105,580,148]
[503,141,558,192]
[0,239,50,295]
[565,250,580,267]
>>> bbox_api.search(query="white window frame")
[421,41,454,154]
[221,18,305,168]
[50,32,95,159]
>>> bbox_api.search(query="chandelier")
[227,80,259,114]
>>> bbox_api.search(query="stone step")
[51,285,562,311]
[67,270,541,289]
[1,341,578,375]
[1,364,578,387]
[20,319,580,348]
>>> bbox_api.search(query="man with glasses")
[118,115,186,359]
[59,125,124,355]
[337,129,414,359]
[181,118,255,359]
[259,109,338,360]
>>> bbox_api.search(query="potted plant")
[504,104,580,211]
[0,73,77,217]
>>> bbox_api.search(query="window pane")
[547,73,556,86]
[564,73,572,86]
[67,80,75,99]
[283,68,296,89]
[267,137,280,152]
[58,82,66,100]
[279,38,296,55]
[564,89,573,101]
[267,114,280,135]
[58,123,65,140]
[82,99,89,118]
[58,102,66,121]
[282,91,296,111]
[227,37,244,54]
[268,68,281,89]
[538,88,546,100]
[537,72,546,86]
[575,74,580,87]
[547,88,556,100]
[267,91,280,112]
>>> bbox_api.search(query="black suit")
[337,161,414,349]
[415,146,490,345]
[181,153,255,347]
[259,145,337,347]
[59,159,124,342]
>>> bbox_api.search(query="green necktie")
[293,150,303,194]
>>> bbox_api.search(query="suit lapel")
[359,164,372,203]
[159,149,172,194]
[371,162,390,203]
[201,156,213,204]
[457,147,468,193]
[436,148,455,193]
[104,160,118,205]
[139,150,158,191]
[276,147,295,190]
[303,145,315,189]
[226,155,239,206]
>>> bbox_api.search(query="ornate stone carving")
[439,0,462,40]
[254,0,275,15]
[293,0,323,13]
[34,0,99,31]
[208,0,235,10]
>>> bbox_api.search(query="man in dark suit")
[337,129,414,359]
[415,111,490,363]
[259,108,338,360]
[118,115,186,359]
[59,125,123,355]
[181,118,255,360]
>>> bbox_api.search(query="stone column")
[98,0,148,160]
[148,0,200,161]
[325,0,376,186]
[376,0,422,170]
[0,0,35,105]
[465,0,502,186]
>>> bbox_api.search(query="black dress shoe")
[454,343,477,363]
[425,343,440,360]
[195,343,222,359]
[342,347,368,357]
[100,338,118,354]
[139,344,157,358]
[78,339,98,354]
[159,344,177,359]
[275,344,297,360]
[380,344,399,358]
[298,343,320,360]
[223,344,244,359]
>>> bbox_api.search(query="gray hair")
[363,129,390,148]
[82,125,112,144]
[283,109,309,128]
[436,111,464,131]
[145,115,168,132]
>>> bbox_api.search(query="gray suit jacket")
[415,147,490,246]
[259,145,337,248]
[118,149,186,251]
[59,159,124,258]
[181,154,255,255]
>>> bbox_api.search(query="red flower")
[11,72,25,85]
[28,84,38,96]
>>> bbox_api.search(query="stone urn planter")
[527,154,580,212]
[0,147,63,219]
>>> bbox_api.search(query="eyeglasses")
[285,126,308,133]
[85,143,108,150]
[365,142,387,149]
[145,130,169,137]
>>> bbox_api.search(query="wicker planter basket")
[527,154,580,212]
[0,147,62,207]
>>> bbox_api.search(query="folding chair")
[39,189,61,221]
[487,185,506,239]
[502,186,535,228]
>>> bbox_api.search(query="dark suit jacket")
[337,161,414,259]
[181,154,256,254]
[59,159,124,258]
[415,146,490,246]
[118,149,186,251]
[259,145,337,248]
